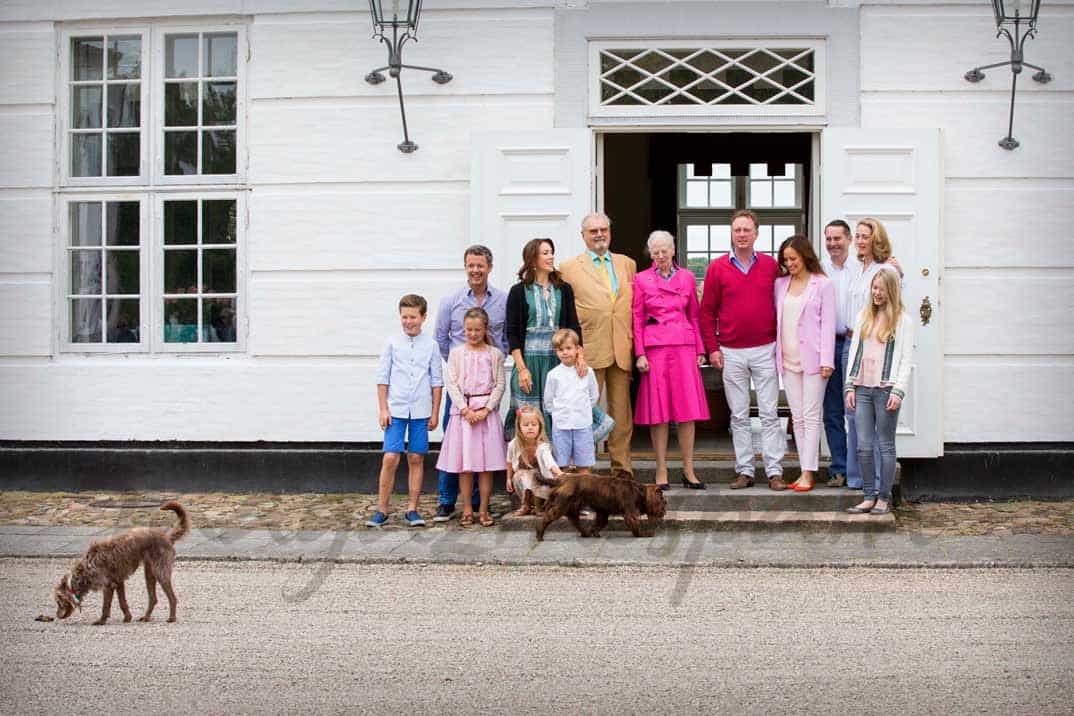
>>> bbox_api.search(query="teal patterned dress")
[506,283,560,441]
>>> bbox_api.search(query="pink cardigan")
[774,273,836,376]
[632,265,706,356]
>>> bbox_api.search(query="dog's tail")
[161,501,190,543]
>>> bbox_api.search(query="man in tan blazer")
[558,212,637,476]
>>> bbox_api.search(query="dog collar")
[67,586,81,605]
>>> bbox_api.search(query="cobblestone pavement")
[1,490,1072,535]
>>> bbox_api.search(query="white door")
[822,128,943,458]
[471,130,593,291]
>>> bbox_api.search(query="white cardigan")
[444,344,506,414]
[844,309,915,400]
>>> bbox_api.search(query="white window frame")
[57,193,151,353]
[589,38,827,120]
[151,24,247,186]
[59,26,151,187]
[151,191,246,353]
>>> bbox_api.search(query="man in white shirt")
[820,220,855,487]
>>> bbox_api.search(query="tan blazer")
[559,251,637,371]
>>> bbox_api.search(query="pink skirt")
[436,412,507,474]
[634,345,711,425]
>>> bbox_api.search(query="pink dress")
[436,349,507,473]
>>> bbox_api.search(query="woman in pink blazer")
[774,235,837,492]
[632,231,710,490]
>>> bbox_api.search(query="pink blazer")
[774,273,836,376]
[632,266,706,356]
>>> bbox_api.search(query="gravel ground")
[1,491,1072,535]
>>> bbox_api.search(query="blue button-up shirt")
[434,285,508,360]
[588,250,619,295]
[376,331,444,419]
[730,252,758,275]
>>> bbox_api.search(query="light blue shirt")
[730,252,757,275]
[434,285,508,361]
[587,250,619,295]
[376,331,443,419]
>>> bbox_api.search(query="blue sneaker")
[405,510,426,527]
[365,511,388,528]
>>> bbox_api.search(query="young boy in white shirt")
[543,328,599,471]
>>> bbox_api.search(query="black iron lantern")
[365,0,452,153]
[964,0,1053,150]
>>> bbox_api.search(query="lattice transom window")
[590,40,825,117]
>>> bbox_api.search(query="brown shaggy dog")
[534,472,666,541]
[52,501,189,625]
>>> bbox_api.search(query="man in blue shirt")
[432,245,508,522]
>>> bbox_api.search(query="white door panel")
[822,128,942,458]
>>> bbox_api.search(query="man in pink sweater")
[699,210,786,490]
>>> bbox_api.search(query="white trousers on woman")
[721,343,784,478]
[781,369,828,472]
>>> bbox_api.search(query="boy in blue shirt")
[368,294,443,527]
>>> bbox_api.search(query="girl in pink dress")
[436,307,507,527]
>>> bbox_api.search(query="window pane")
[106,133,140,176]
[204,33,237,77]
[687,254,709,279]
[72,134,102,177]
[686,225,708,252]
[105,202,139,246]
[203,130,236,174]
[711,181,732,208]
[164,131,197,175]
[773,181,795,207]
[107,36,141,80]
[713,163,731,179]
[205,298,236,342]
[685,163,697,179]
[107,84,140,127]
[685,181,707,207]
[71,250,102,294]
[106,250,140,294]
[750,180,772,208]
[70,203,102,246]
[749,163,767,179]
[164,82,198,126]
[106,298,140,343]
[203,82,236,125]
[203,200,236,244]
[164,250,197,293]
[203,249,236,293]
[71,298,102,343]
[72,86,102,128]
[165,201,197,245]
[166,34,199,78]
[710,225,731,247]
[775,225,796,243]
[164,299,198,343]
[72,37,103,81]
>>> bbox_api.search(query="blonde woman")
[844,270,914,516]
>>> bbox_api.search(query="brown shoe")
[827,473,846,488]
[729,474,754,489]
[768,476,788,491]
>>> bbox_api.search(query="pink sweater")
[699,253,778,353]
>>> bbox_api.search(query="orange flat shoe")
[792,481,814,492]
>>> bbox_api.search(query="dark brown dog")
[52,501,189,625]
[535,472,666,541]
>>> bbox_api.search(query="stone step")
[499,510,894,534]
[595,460,900,486]
[663,485,864,512]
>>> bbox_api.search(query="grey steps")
[595,460,900,486]
[500,511,894,533]
[663,485,864,512]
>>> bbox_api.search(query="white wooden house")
[1,0,1071,491]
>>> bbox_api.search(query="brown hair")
[731,209,759,230]
[856,218,893,263]
[517,238,564,287]
[551,328,580,350]
[463,306,494,346]
[398,294,427,315]
[778,235,826,277]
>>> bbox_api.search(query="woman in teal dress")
[504,238,583,440]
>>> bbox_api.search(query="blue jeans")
[436,394,479,509]
[821,334,848,476]
[854,386,900,501]
[843,338,880,489]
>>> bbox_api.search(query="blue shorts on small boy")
[383,417,429,454]
[551,426,595,468]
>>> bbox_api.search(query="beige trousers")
[593,363,634,475]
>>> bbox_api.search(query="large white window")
[58,22,246,353]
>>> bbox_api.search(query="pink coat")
[632,266,706,356]
[774,273,836,376]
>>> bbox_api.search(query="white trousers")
[721,343,784,478]
[781,369,828,472]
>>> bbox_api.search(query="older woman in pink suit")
[774,235,836,492]
[632,230,710,491]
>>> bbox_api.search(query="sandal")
[459,513,474,527]
[478,512,495,527]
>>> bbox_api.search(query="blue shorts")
[551,426,595,468]
[383,417,429,455]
